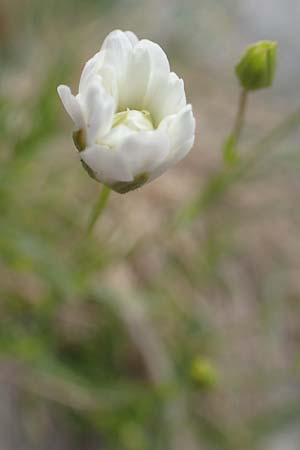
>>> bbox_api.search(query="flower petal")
[125,30,139,47]
[57,85,85,130]
[168,135,195,165]
[140,39,171,122]
[148,134,195,182]
[159,104,195,154]
[139,39,170,74]
[118,46,151,110]
[80,145,133,183]
[79,52,102,93]
[101,29,133,53]
[117,129,170,179]
[155,72,186,122]
[148,105,195,181]
[100,30,133,83]
[81,76,115,145]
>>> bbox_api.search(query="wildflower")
[58,30,195,193]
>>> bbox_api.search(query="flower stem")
[232,88,248,144]
[86,185,111,235]
[223,88,249,165]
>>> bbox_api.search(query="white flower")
[57,30,196,193]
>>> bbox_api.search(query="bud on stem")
[224,41,278,164]
[235,41,277,91]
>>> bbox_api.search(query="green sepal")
[73,129,86,151]
[111,173,149,194]
[81,159,98,181]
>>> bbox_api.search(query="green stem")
[223,88,249,165]
[232,88,248,143]
[86,184,111,235]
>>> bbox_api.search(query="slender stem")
[86,184,111,235]
[232,88,248,143]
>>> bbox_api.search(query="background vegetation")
[0,0,300,449]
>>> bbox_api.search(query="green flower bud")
[235,41,277,91]
[190,357,218,389]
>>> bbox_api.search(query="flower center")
[112,109,154,131]
[99,109,154,148]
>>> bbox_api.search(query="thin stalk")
[232,88,248,143]
[86,184,111,235]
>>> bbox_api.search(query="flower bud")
[190,357,218,389]
[235,41,277,91]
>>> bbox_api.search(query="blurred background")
[1,0,300,449]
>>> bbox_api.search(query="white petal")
[82,77,115,145]
[118,46,151,110]
[101,29,133,52]
[160,104,195,154]
[118,129,170,178]
[140,39,171,122]
[57,85,85,130]
[168,135,195,165]
[139,39,170,74]
[148,134,195,182]
[79,52,99,93]
[147,105,195,181]
[101,125,136,148]
[125,31,139,47]
[100,30,133,83]
[81,145,133,183]
[156,72,186,122]
[80,57,119,107]
[96,62,119,101]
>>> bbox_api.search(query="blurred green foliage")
[1,1,300,450]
